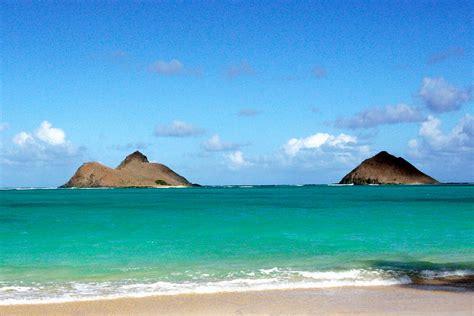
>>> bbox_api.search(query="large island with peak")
[339,151,439,185]
[61,151,193,188]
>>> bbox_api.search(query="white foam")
[0,187,59,191]
[419,269,474,279]
[296,269,367,280]
[0,286,34,292]
[0,268,414,305]
[259,267,280,275]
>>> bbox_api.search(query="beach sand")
[1,286,472,315]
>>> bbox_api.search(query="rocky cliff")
[339,151,439,185]
[61,151,192,188]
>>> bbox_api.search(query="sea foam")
[0,268,416,305]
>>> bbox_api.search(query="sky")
[1,1,473,187]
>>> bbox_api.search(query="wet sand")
[1,286,473,315]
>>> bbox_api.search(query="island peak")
[117,151,149,169]
[61,151,192,188]
[373,151,391,158]
[339,151,439,185]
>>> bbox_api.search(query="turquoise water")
[1,185,473,304]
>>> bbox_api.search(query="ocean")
[1,185,473,304]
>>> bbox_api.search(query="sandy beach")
[1,286,472,315]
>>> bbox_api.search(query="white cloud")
[148,59,184,75]
[206,131,368,175]
[226,151,252,169]
[12,132,34,146]
[226,61,254,79]
[202,134,239,152]
[196,131,371,182]
[35,121,66,145]
[407,114,474,180]
[269,131,371,172]
[410,114,474,153]
[418,77,471,113]
[154,120,204,137]
[335,103,423,129]
[284,132,358,157]
[3,121,82,166]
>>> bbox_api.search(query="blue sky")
[1,1,473,186]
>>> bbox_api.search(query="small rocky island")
[61,151,193,188]
[339,151,439,185]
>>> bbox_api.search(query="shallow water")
[1,185,473,304]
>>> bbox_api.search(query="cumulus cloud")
[427,47,464,65]
[252,131,371,173]
[35,121,66,145]
[418,77,472,113]
[199,130,371,180]
[407,114,474,180]
[312,67,327,78]
[3,121,82,166]
[283,133,359,157]
[226,151,253,169]
[335,103,424,129]
[221,131,368,170]
[237,108,260,117]
[202,134,240,152]
[12,132,34,146]
[409,114,474,154]
[226,61,255,79]
[154,120,204,137]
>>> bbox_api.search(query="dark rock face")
[61,151,193,188]
[339,151,439,185]
[117,151,149,169]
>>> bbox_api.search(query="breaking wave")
[0,267,424,305]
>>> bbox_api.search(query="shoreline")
[1,286,472,315]
[2,273,471,306]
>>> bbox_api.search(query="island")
[60,151,193,188]
[339,151,439,185]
